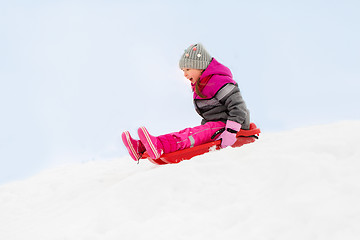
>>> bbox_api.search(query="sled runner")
[141,123,260,165]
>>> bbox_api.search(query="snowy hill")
[1,121,360,240]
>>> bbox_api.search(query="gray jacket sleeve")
[215,83,250,127]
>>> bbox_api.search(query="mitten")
[217,120,241,148]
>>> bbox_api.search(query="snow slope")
[1,121,360,240]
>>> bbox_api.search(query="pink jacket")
[192,58,250,129]
[193,58,237,99]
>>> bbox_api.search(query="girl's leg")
[157,121,225,154]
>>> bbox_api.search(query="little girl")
[122,43,250,161]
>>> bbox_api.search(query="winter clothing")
[157,121,226,155]
[179,43,212,70]
[217,120,242,148]
[192,58,250,129]
[122,131,145,161]
[138,126,164,160]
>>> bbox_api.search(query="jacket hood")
[201,58,233,80]
[192,58,237,99]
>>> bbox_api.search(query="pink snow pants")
[157,121,226,154]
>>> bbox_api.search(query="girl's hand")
[217,120,241,148]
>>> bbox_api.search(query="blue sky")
[1,0,359,184]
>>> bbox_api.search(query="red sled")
[141,122,261,165]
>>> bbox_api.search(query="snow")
[1,121,360,240]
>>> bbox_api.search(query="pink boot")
[138,126,164,160]
[121,131,146,161]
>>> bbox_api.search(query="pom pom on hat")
[179,43,212,70]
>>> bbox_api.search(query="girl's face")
[182,68,203,84]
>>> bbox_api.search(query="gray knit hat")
[179,43,212,70]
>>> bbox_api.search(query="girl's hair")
[195,80,207,98]
[195,73,212,99]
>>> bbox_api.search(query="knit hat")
[179,43,212,70]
